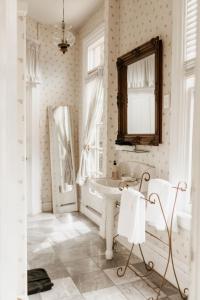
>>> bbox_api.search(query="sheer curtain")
[190,1,200,298]
[26,39,41,83]
[26,39,41,215]
[77,72,104,185]
[127,54,155,88]
[169,0,197,224]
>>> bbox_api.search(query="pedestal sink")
[90,178,132,260]
[90,178,122,260]
[90,163,155,259]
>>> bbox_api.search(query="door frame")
[26,83,41,215]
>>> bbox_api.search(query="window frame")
[82,24,105,178]
[183,0,197,211]
[170,0,197,216]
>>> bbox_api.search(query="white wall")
[17,6,27,297]
[0,0,27,299]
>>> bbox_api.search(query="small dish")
[121,176,137,182]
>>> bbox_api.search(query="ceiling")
[27,0,103,30]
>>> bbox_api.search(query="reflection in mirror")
[53,107,74,192]
[127,54,155,134]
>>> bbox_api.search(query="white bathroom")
[1,0,200,299]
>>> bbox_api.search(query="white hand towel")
[146,179,172,231]
[117,188,145,244]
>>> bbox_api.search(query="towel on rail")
[117,188,145,244]
[146,179,172,231]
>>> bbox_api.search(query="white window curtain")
[190,1,200,298]
[26,39,41,83]
[77,69,104,185]
[169,0,198,226]
[169,0,187,229]
[26,39,41,215]
[170,0,197,185]
[127,54,155,88]
[169,0,187,185]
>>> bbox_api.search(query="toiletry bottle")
[112,160,118,180]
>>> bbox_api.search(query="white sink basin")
[90,177,140,200]
[90,178,122,200]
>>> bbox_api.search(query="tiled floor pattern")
[28,212,181,300]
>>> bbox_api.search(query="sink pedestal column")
[105,197,116,260]
[99,199,106,239]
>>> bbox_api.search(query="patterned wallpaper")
[104,0,120,176]
[114,0,171,179]
[27,17,79,212]
[104,0,190,287]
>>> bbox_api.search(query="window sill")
[177,211,192,231]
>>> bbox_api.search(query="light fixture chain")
[62,0,65,41]
[63,0,65,22]
[55,0,75,54]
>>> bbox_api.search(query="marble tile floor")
[28,212,181,300]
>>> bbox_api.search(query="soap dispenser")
[112,160,118,180]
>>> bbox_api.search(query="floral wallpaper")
[104,0,190,288]
[27,17,79,212]
[104,0,120,176]
[104,0,172,179]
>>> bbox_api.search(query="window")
[87,36,104,72]
[84,27,104,178]
[170,0,198,215]
[184,0,198,205]
[185,0,198,62]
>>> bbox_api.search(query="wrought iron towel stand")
[113,172,188,300]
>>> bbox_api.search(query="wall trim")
[189,1,200,298]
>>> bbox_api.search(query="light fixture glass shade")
[53,22,75,53]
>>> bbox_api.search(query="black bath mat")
[28,268,54,295]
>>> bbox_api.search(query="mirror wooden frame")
[115,36,163,146]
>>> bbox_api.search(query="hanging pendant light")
[53,0,75,54]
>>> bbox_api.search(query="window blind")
[185,0,198,62]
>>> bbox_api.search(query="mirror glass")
[49,105,78,214]
[127,54,155,134]
[53,106,74,193]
